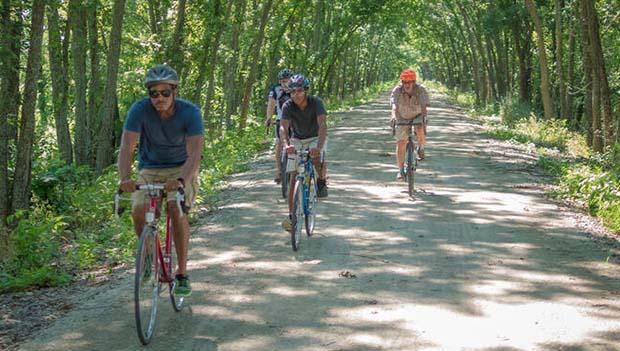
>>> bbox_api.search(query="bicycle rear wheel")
[135,226,160,345]
[305,172,317,236]
[291,179,303,251]
[280,152,289,198]
[407,142,416,196]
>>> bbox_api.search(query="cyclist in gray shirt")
[280,74,328,232]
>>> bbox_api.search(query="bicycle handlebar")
[391,114,425,136]
[114,183,187,218]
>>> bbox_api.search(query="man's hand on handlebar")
[119,179,136,193]
[285,144,296,154]
[165,178,184,192]
[310,147,321,158]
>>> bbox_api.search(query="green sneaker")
[174,274,192,297]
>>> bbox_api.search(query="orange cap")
[400,68,417,82]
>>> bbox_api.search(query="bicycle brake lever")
[176,187,187,216]
[114,190,123,217]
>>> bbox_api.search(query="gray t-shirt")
[124,98,204,169]
[281,96,327,139]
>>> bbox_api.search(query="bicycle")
[114,183,187,345]
[392,118,421,196]
[289,148,319,251]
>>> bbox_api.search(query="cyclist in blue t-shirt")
[117,64,204,297]
[264,68,293,183]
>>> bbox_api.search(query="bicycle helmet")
[144,64,179,88]
[288,74,310,90]
[400,68,417,82]
[278,68,293,80]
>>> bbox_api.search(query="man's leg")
[396,140,407,168]
[169,203,189,276]
[274,137,282,182]
[313,156,328,197]
[415,124,426,159]
[131,205,146,237]
[282,171,297,232]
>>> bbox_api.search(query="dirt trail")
[17,92,620,350]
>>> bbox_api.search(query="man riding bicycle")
[280,74,328,232]
[264,68,293,183]
[390,68,429,179]
[117,64,204,297]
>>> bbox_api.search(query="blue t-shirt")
[124,98,204,169]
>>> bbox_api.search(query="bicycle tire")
[280,153,289,198]
[305,170,317,236]
[135,226,160,345]
[407,142,415,196]
[291,179,303,251]
[168,227,185,312]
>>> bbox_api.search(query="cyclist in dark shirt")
[280,74,328,232]
[264,68,293,183]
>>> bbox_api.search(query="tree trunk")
[11,0,45,212]
[580,0,613,147]
[578,1,598,149]
[203,0,233,137]
[87,0,101,166]
[0,0,22,227]
[566,11,576,125]
[70,0,89,165]
[224,0,247,126]
[555,0,567,119]
[165,0,187,79]
[47,1,73,165]
[525,0,555,120]
[95,0,126,173]
[239,0,273,131]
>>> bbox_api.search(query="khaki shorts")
[132,166,198,210]
[395,115,425,142]
[285,137,327,173]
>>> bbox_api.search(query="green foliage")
[485,115,587,155]
[551,157,620,232]
[1,207,72,292]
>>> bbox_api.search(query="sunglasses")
[402,80,416,85]
[148,88,173,98]
[290,87,305,95]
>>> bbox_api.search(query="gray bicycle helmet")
[278,68,293,80]
[144,64,179,88]
[288,74,310,89]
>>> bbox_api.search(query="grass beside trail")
[426,81,620,235]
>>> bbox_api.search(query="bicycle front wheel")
[291,179,304,251]
[305,172,317,236]
[407,142,416,196]
[135,226,160,345]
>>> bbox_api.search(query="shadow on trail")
[26,93,620,351]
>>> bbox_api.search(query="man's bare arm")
[182,135,204,182]
[265,97,276,125]
[317,114,327,150]
[118,130,139,182]
[280,119,291,146]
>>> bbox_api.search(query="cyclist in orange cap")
[390,68,430,179]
